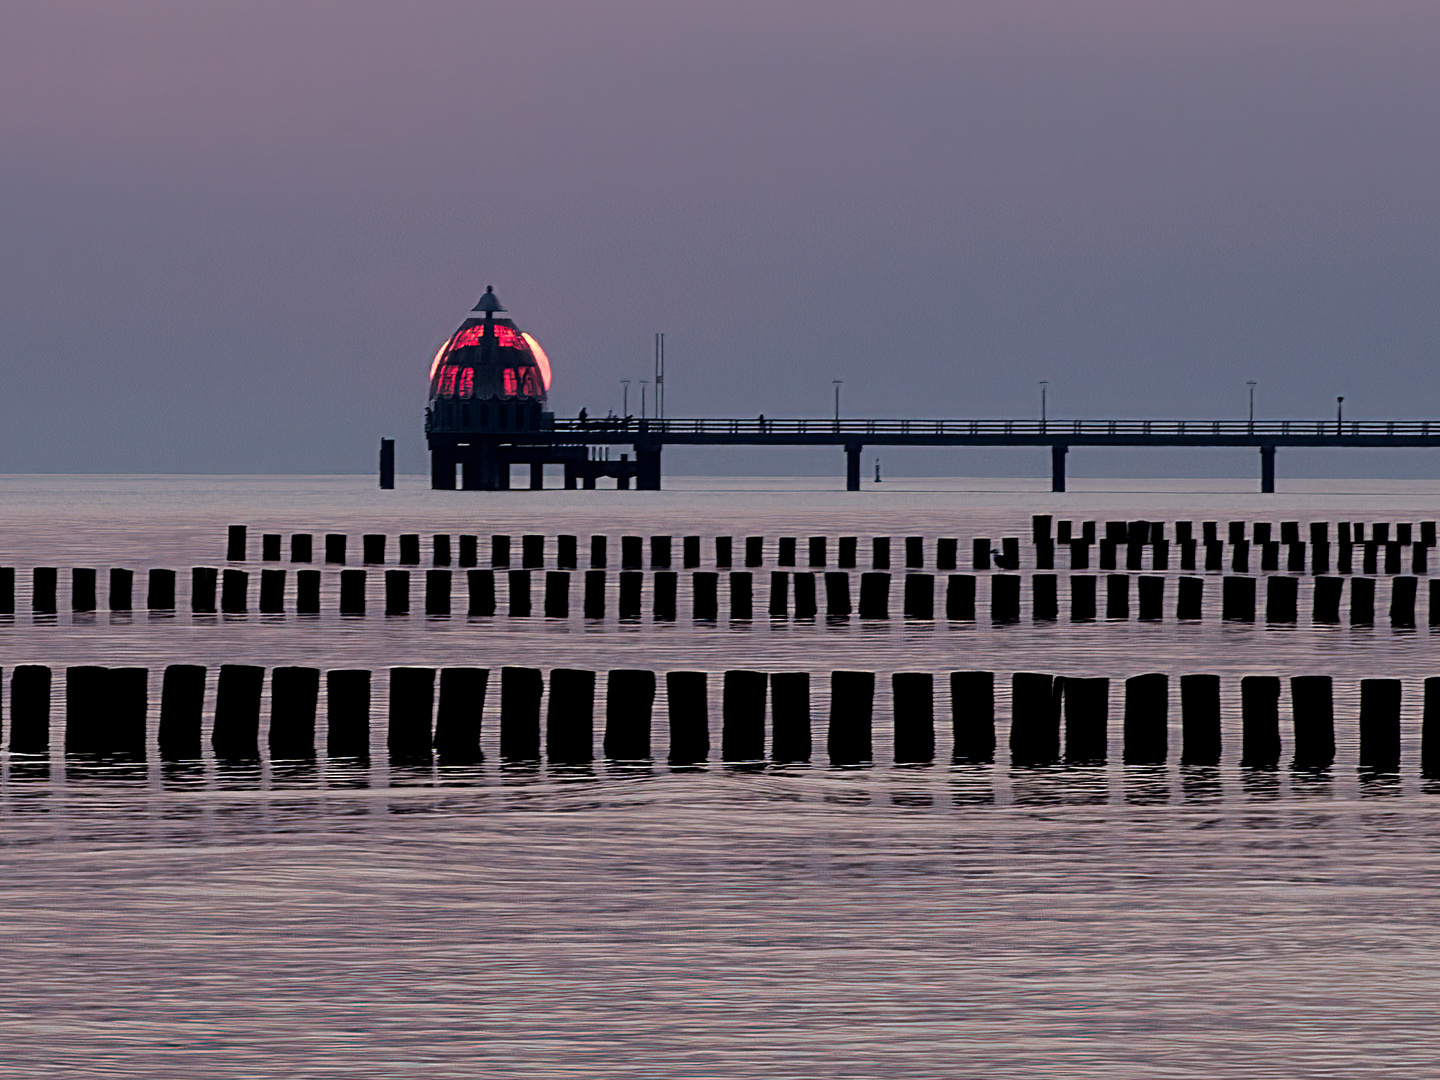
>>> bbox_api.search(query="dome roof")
[428,288,551,403]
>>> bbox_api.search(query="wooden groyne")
[0,664,1430,776]
[6,564,1440,628]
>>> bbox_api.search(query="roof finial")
[472,285,505,314]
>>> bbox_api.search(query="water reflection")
[1123,765,1171,805]
[1241,769,1282,801]
[1180,766,1223,804]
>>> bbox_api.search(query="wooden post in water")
[1351,577,1375,625]
[1266,576,1298,624]
[1063,677,1108,765]
[824,572,851,617]
[892,672,935,764]
[1358,678,1402,774]
[1137,576,1164,621]
[220,568,248,614]
[109,568,133,612]
[65,665,107,755]
[583,570,606,619]
[729,572,753,621]
[722,670,767,761]
[508,569,532,617]
[1422,677,1440,778]
[1032,574,1058,621]
[32,568,58,614]
[227,525,247,562]
[398,534,421,566]
[291,534,313,563]
[991,575,1021,623]
[426,569,452,616]
[387,667,435,764]
[618,571,642,620]
[770,672,810,764]
[605,669,655,760]
[326,669,371,759]
[499,666,543,760]
[71,569,96,613]
[10,665,50,755]
[557,535,578,570]
[1179,674,1221,766]
[432,667,486,764]
[1390,577,1417,628]
[270,666,320,761]
[946,575,976,620]
[212,664,264,761]
[1290,675,1334,770]
[259,568,285,613]
[546,668,594,765]
[903,574,934,620]
[158,664,205,760]
[768,571,789,619]
[828,670,874,766]
[383,570,410,616]
[339,569,366,615]
[543,571,570,618]
[793,573,817,619]
[1240,675,1281,768]
[666,671,710,765]
[468,569,496,616]
[951,671,995,763]
[1123,673,1168,765]
[1010,672,1060,766]
[147,569,176,611]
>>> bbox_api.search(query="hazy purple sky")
[3,2,1438,476]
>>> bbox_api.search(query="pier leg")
[1051,444,1067,493]
[430,443,456,490]
[530,462,544,490]
[636,446,662,490]
[1260,445,1276,494]
[845,444,862,492]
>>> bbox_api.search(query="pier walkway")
[489,417,1440,492]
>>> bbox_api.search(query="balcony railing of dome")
[549,418,1440,439]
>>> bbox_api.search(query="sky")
[2,1,1438,477]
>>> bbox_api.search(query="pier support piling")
[1051,444,1068,493]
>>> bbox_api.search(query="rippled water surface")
[2,474,1440,1078]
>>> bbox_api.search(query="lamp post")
[1337,396,1344,432]
[1039,381,1048,428]
[833,380,843,423]
[640,380,648,420]
[620,379,630,416]
[1247,381,1256,430]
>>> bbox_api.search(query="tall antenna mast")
[654,332,665,420]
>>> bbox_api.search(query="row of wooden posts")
[223,518,1440,576]
[6,566,1439,626]
[1,665,1436,773]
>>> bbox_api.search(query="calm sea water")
[2,474,1439,1078]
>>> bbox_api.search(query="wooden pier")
[424,416,1440,492]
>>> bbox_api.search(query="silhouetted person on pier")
[758,413,766,433]
[578,408,588,429]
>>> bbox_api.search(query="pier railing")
[552,417,1435,439]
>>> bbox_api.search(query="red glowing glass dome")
[428,286,551,404]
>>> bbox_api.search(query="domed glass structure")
[425,286,559,489]
[427,286,551,436]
